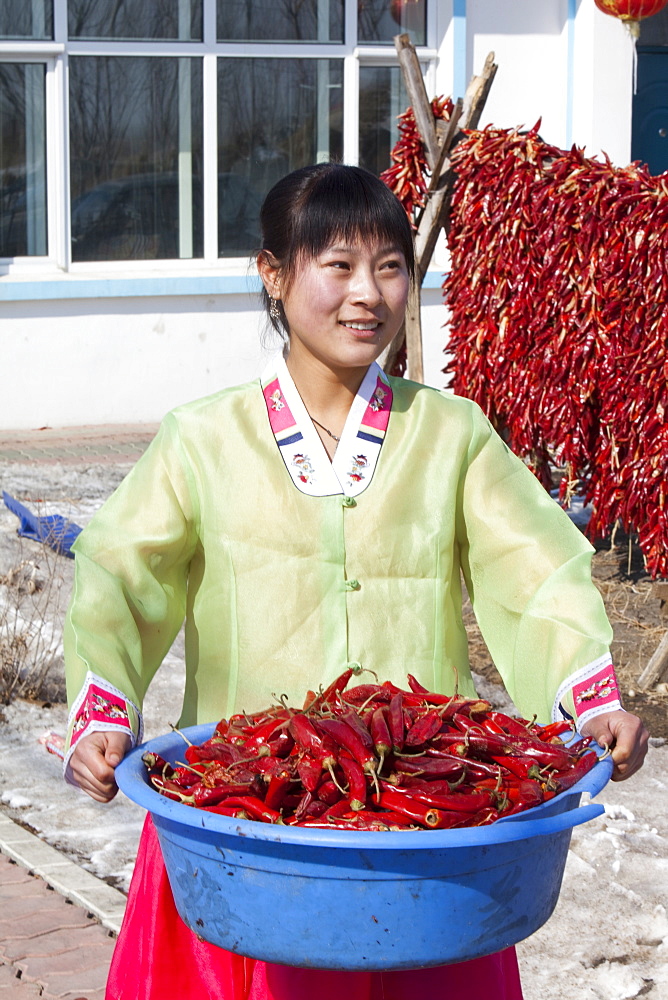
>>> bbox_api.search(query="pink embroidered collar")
[261,356,392,498]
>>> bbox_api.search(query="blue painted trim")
[566,0,576,148]
[422,269,445,289]
[453,0,467,100]
[1,269,446,301]
[0,273,262,302]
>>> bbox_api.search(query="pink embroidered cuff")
[64,672,143,785]
[552,653,623,730]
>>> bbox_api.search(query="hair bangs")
[292,168,413,270]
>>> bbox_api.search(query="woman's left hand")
[580,709,650,781]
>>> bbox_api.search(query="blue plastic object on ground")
[115,723,613,971]
[2,491,82,558]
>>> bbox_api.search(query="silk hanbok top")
[63,360,621,775]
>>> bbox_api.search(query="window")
[217,0,344,43]
[0,63,47,256]
[0,0,433,266]
[0,0,53,40]
[69,57,203,261]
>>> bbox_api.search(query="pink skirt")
[106,817,524,1000]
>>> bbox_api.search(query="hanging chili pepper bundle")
[438,122,668,576]
[380,96,454,221]
[144,670,599,830]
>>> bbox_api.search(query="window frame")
[0,0,437,275]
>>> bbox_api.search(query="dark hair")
[257,163,415,337]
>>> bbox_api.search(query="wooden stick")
[404,281,423,383]
[384,45,497,380]
[394,33,440,170]
[638,629,668,689]
[461,51,498,129]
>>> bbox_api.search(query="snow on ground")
[0,462,667,998]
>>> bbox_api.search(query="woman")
[64,164,648,999]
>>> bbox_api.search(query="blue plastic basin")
[115,724,612,970]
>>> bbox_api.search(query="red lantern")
[593,0,668,37]
[390,0,421,27]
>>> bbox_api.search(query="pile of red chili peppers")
[382,110,668,578]
[143,669,598,830]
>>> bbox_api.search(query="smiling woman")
[255,164,414,450]
[63,161,648,1000]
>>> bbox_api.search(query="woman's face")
[263,239,410,375]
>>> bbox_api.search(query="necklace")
[310,416,341,443]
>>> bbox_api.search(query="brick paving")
[0,426,140,998]
[0,425,158,466]
[0,852,115,998]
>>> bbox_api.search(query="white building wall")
[0,288,454,428]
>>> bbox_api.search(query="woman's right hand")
[69,731,132,803]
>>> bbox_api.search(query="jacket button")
[345,579,361,591]
[342,496,357,508]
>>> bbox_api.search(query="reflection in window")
[358,65,408,177]
[68,0,202,41]
[358,0,426,46]
[218,0,344,42]
[0,0,53,39]
[217,59,343,256]
[0,64,47,257]
[69,57,203,261]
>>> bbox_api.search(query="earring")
[269,297,281,322]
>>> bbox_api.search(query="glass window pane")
[0,0,53,39]
[0,63,47,257]
[69,57,203,261]
[358,65,408,177]
[358,0,426,46]
[218,0,344,42]
[217,58,343,257]
[68,0,202,41]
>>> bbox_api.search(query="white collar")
[261,355,393,498]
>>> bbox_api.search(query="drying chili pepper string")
[145,671,598,831]
[384,116,668,576]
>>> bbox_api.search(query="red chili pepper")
[142,751,174,777]
[316,717,378,777]
[385,783,494,814]
[485,712,533,737]
[216,796,282,823]
[288,715,338,770]
[489,755,544,782]
[338,709,374,750]
[191,782,254,807]
[297,754,325,793]
[388,692,405,752]
[316,778,342,806]
[405,708,443,747]
[393,756,466,780]
[310,668,354,710]
[339,752,368,811]
[341,683,392,705]
[263,772,292,811]
[149,774,194,804]
[406,673,429,694]
[552,750,599,791]
[370,706,392,762]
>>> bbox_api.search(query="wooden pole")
[384,43,497,380]
[638,630,668,689]
[394,34,440,170]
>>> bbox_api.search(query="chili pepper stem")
[327,764,348,795]
[169,723,194,746]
